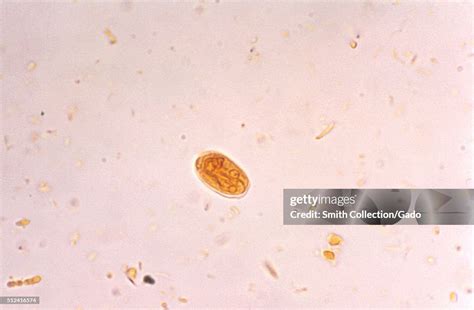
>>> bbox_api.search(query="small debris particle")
[125,266,137,284]
[275,245,284,252]
[256,133,269,144]
[248,282,256,292]
[149,222,158,232]
[87,252,97,261]
[388,95,394,105]
[322,249,336,261]
[327,233,343,246]
[143,275,155,285]
[4,135,13,151]
[194,4,204,15]
[15,218,31,228]
[455,245,462,252]
[247,46,261,62]
[356,178,366,187]
[178,296,188,304]
[38,181,51,193]
[27,61,37,71]
[161,302,169,310]
[106,272,113,279]
[67,106,78,121]
[263,260,279,279]
[376,159,385,168]
[39,239,47,248]
[226,206,240,220]
[69,198,80,208]
[31,131,40,143]
[111,287,121,296]
[70,232,80,246]
[241,123,246,128]
[433,226,440,235]
[427,256,435,264]
[315,122,335,140]
[49,199,58,208]
[430,57,439,64]
[207,273,215,279]
[449,291,457,303]
[180,134,186,140]
[40,111,45,116]
[416,67,432,76]
[350,40,358,49]
[457,66,464,72]
[281,30,290,38]
[104,28,117,44]
[214,232,230,246]
[294,287,308,294]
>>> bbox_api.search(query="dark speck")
[181,134,186,140]
[143,275,155,285]
[40,111,45,116]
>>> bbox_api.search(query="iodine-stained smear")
[0,1,473,308]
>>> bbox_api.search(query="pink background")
[1,1,473,308]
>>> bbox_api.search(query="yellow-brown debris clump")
[15,218,31,228]
[322,249,336,261]
[327,233,343,246]
[449,291,457,303]
[315,122,335,140]
[104,28,117,45]
[125,266,137,284]
[7,275,42,288]
[321,233,344,263]
[263,260,279,279]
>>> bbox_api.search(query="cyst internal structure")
[195,151,249,198]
